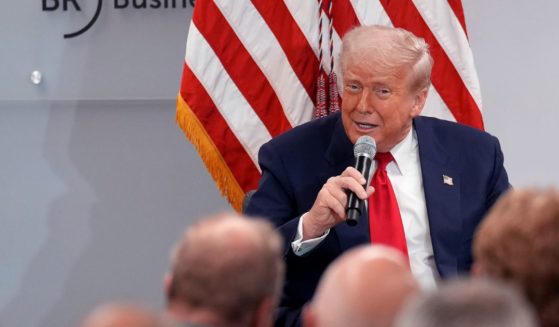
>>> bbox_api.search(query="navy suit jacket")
[245,112,509,326]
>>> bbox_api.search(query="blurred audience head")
[394,278,537,327]
[80,302,167,327]
[165,212,284,327]
[303,245,419,327]
[473,188,559,327]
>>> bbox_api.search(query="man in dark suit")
[245,25,509,326]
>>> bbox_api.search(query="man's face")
[341,62,427,152]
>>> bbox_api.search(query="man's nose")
[356,89,373,113]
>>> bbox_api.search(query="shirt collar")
[388,126,418,176]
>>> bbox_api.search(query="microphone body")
[346,136,376,226]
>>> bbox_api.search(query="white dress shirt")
[292,128,440,290]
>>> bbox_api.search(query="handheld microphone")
[346,135,376,226]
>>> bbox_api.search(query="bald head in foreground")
[303,245,419,327]
[80,302,167,327]
[165,213,285,327]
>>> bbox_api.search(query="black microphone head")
[354,135,377,159]
[346,135,376,227]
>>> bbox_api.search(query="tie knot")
[375,152,394,170]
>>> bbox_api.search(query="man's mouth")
[355,122,378,130]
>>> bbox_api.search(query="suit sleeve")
[245,141,301,253]
[245,141,342,327]
[486,136,511,208]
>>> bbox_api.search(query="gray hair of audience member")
[339,24,433,93]
[303,245,420,327]
[473,188,559,327]
[166,212,284,327]
[394,278,538,327]
[80,302,168,327]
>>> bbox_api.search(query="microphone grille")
[354,135,376,158]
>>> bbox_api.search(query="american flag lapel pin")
[443,175,454,186]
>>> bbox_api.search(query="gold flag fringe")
[176,94,245,212]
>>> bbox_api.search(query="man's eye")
[375,88,391,98]
[345,84,361,92]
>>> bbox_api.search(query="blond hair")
[339,25,433,92]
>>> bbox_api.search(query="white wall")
[0,100,230,327]
[1,3,230,327]
[1,1,558,327]
[463,0,559,186]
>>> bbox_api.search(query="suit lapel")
[414,118,460,277]
[322,115,371,251]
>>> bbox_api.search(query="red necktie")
[369,152,409,257]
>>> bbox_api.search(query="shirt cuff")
[291,213,330,256]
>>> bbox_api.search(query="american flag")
[177,0,483,211]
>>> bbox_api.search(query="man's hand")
[302,167,374,240]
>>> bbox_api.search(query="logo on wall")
[42,0,195,38]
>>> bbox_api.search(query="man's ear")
[164,272,173,300]
[251,296,276,327]
[302,304,317,327]
[411,88,428,117]
[471,262,485,277]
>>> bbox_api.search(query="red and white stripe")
[178,0,483,206]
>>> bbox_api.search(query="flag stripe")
[214,0,314,127]
[331,0,361,38]
[283,0,320,58]
[332,0,359,37]
[283,1,334,75]
[380,0,484,129]
[423,87,458,122]
[185,23,272,167]
[251,0,319,106]
[412,0,482,111]
[327,0,360,77]
[349,0,392,27]
[447,0,467,36]
[179,65,260,193]
[322,11,343,75]
[192,0,292,138]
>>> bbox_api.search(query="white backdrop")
[0,1,558,326]
[464,1,559,187]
